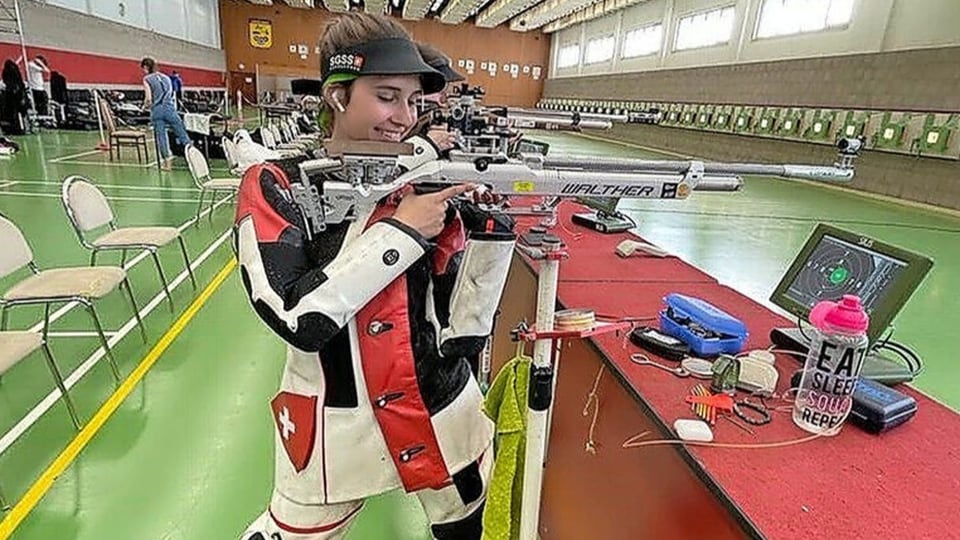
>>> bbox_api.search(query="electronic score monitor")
[570,196,635,233]
[769,223,933,344]
[513,138,550,156]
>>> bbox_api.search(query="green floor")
[0,129,955,539]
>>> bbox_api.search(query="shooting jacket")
[233,136,516,504]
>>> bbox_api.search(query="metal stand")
[513,235,633,540]
[92,90,109,151]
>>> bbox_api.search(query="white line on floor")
[46,332,119,339]
[48,150,101,163]
[0,181,17,189]
[8,180,199,193]
[0,227,234,456]
[0,191,200,204]
[62,160,161,169]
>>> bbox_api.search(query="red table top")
[512,200,960,539]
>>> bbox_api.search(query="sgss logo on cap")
[330,54,365,72]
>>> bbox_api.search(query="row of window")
[557,0,855,68]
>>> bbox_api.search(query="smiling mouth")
[375,128,403,142]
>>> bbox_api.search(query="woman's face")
[332,75,423,142]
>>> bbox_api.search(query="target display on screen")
[783,234,909,314]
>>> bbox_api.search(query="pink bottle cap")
[809,295,870,333]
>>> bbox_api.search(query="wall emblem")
[249,19,273,49]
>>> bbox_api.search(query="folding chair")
[0,213,147,383]
[96,92,149,163]
[259,126,302,156]
[184,144,241,225]
[61,176,197,312]
[221,136,241,176]
[284,118,321,145]
[269,123,309,152]
[0,330,82,429]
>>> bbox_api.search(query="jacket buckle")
[399,445,426,463]
[375,391,405,408]
[368,320,394,336]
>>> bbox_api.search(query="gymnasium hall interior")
[0,0,957,538]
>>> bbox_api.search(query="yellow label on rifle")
[513,181,535,193]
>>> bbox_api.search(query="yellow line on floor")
[0,258,237,539]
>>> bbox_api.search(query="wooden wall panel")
[219,0,551,106]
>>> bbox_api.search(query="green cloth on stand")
[482,350,532,540]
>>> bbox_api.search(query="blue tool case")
[659,294,748,357]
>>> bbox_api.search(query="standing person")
[140,57,190,170]
[170,70,184,107]
[234,12,515,540]
[17,54,49,115]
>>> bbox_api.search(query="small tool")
[687,384,734,425]
[630,353,690,377]
[685,392,735,412]
[689,384,714,424]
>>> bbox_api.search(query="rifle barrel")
[539,156,853,182]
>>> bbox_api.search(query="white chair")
[0,213,147,383]
[61,176,197,312]
[259,126,302,156]
[258,125,277,150]
[221,136,241,176]
[184,144,242,224]
[270,123,309,152]
[0,330,82,429]
[281,119,320,148]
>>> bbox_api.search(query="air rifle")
[287,136,864,238]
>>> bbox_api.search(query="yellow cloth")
[482,352,531,540]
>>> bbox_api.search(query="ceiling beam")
[321,0,350,12]
[402,0,432,19]
[510,0,601,31]
[365,0,389,14]
[542,0,644,32]
[475,0,542,28]
[439,0,487,24]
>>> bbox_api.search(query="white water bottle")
[792,295,870,435]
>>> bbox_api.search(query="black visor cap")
[323,38,447,95]
[434,62,466,84]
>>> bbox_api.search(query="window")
[755,0,855,39]
[622,24,663,58]
[675,6,736,50]
[584,35,616,64]
[557,44,581,68]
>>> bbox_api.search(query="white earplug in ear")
[331,90,346,113]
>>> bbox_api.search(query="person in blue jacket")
[170,70,183,106]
